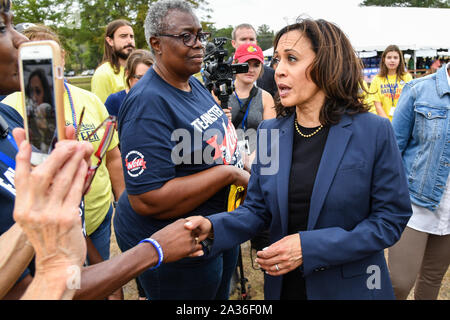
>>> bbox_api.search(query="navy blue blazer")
[208,112,412,300]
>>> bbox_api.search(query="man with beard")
[0,1,203,300]
[91,20,136,103]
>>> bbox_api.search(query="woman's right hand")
[184,216,213,243]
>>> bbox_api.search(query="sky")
[204,0,363,32]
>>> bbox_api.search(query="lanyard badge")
[386,75,399,106]
[386,76,399,117]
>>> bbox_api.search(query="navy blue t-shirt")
[0,103,22,235]
[104,90,127,117]
[116,68,243,245]
[0,103,29,281]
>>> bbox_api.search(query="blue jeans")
[88,204,113,261]
[114,215,239,300]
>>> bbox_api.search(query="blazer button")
[314,267,326,272]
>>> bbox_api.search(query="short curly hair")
[144,0,194,51]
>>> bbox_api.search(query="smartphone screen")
[21,54,57,159]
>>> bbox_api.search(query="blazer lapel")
[307,115,353,230]
[276,113,295,236]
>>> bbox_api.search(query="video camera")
[203,37,248,109]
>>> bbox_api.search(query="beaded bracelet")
[139,238,164,270]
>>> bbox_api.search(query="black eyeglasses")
[157,32,211,47]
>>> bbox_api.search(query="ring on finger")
[275,264,280,271]
[194,237,199,244]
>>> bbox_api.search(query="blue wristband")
[139,238,164,270]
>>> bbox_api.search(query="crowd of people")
[410,56,450,73]
[0,0,449,301]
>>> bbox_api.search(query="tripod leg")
[237,245,250,299]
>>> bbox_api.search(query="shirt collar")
[447,64,450,87]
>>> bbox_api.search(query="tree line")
[360,0,449,8]
[12,0,446,74]
[12,0,276,74]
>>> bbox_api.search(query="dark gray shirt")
[229,87,263,153]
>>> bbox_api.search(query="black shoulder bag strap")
[232,86,259,128]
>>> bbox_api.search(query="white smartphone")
[18,40,65,165]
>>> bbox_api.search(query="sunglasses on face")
[156,31,211,47]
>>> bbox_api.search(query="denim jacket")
[392,64,450,211]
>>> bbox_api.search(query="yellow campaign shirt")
[369,73,413,121]
[91,62,126,103]
[193,72,204,84]
[2,84,119,236]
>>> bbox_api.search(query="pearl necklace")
[294,118,323,138]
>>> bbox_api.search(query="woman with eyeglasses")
[0,1,206,300]
[104,49,154,117]
[114,0,249,300]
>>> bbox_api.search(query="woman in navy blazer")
[186,18,412,300]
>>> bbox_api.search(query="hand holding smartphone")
[18,40,65,165]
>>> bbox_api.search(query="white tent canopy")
[310,6,450,52]
[262,7,450,56]
[263,47,273,57]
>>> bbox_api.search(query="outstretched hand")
[150,218,205,263]
[184,216,213,243]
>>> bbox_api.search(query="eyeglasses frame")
[156,31,211,47]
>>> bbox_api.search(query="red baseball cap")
[234,43,264,64]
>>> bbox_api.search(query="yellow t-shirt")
[193,72,204,84]
[91,62,126,103]
[369,73,413,121]
[2,84,119,236]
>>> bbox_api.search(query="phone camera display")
[23,59,57,154]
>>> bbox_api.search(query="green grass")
[67,76,92,92]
